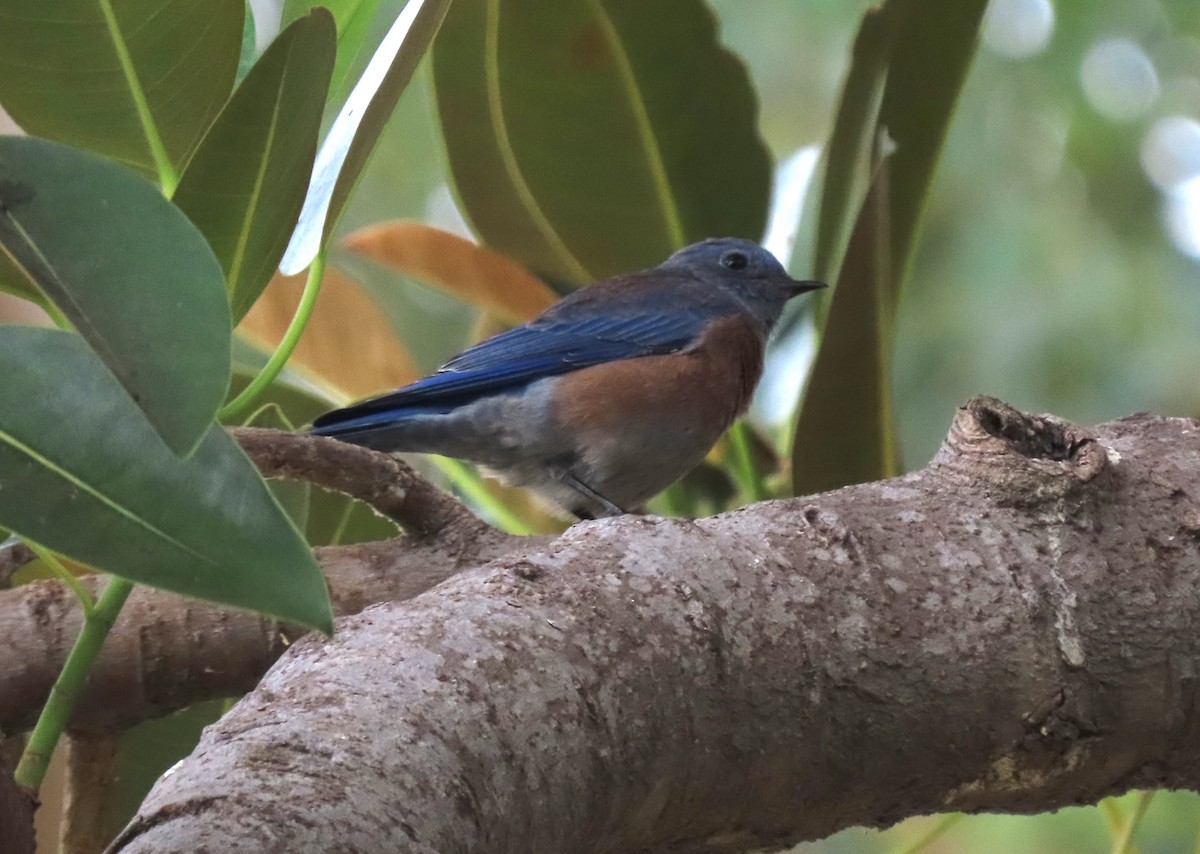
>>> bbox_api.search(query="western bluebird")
[311,237,824,519]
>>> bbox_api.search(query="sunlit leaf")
[343,220,557,324]
[431,0,770,284]
[0,0,243,183]
[175,10,336,321]
[0,137,230,455]
[281,0,453,274]
[240,267,419,400]
[0,328,332,631]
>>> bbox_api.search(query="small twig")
[230,427,489,540]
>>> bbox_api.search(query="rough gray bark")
[108,399,1200,852]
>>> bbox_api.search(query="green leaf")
[284,0,386,98]
[430,0,770,284]
[100,701,231,844]
[238,1,259,83]
[0,137,231,455]
[793,167,899,495]
[0,0,243,187]
[0,328,332,632]
[245,404,312,533]
[878,0,989,292]
[175,10,337,321]
[281,0,453,274]
[812,9,891,286]
[306,486,398,546]
[791,0,986,495]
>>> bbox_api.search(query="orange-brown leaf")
[342,220,558,324]
[240,266,418,400]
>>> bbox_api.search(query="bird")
[311,237,824,519]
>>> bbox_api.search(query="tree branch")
[230,428,485,540]
[109,399,1200,852]
[0,532,536,733]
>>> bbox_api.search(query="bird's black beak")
[783,278,827,297]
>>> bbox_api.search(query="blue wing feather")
[312,275,739,432]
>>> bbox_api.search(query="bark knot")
[935,397,1110,508]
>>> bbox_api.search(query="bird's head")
[661,237,825,332]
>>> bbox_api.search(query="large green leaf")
[793,169,899,495]
[0,0,243,185]
[281,0,453,274]
[811,9,891,287]
[0,137,231,455]
[431,0,771,284]
[175,10,337,321]
[791,0,986,495]
[878,0,989,287]
[0,328,331,631]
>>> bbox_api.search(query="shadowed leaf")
[430,0,771,284]
[793,166,899,495]
[0,0,242,182]
[343,220,557,324]
[0,328,332,631]
[812,9,891,286]
[792,0,986,494]
[0,137,230,455]
[175,10,336,321]
[284,0,386,98]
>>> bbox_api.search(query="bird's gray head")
[662,237,825,333]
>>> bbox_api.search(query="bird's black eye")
[720,250,749,271]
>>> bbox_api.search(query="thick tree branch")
[109,399,1200,852]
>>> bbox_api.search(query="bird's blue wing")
[312,286,732,432]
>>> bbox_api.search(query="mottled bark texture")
[107,399,1200,853]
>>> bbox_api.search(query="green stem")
[433,457,533,535]
[729,420,768,504]
[21,540,94,617]
[219,253,326,423]
[1100,797,1126,838]
[1111,791,1155,854]
[14,576,134,793]
[888,814,963,854]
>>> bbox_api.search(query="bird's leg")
[546,462,625,518]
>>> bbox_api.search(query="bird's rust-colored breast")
[551,314,765,440]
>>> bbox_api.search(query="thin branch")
[230,427,486,540]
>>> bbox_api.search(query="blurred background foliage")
[3,0,1200,849]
